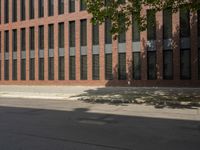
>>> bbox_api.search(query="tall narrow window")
[80,0,86,11]
[48,24,54,49]
[4,0,9,23]
[48,0,54,16]
[21,28,26,80]
[163,8,173,80]
[58,0,64,14]
[92,24,99,45]
[4,31,9,80]
[29,27,35,50]
[92,54,99,80]
[69,0,75,13]
[198,10,200,80]
[12,59,17,80]
[105,54,112,80]
[132,19,141,80]
[12,29,17,52]
[29,0,34,19]
[180,7,191,80]
[39,58,44,80]
[118,53,126,80]
[38,0,44,18]
[80,19,87,80]
[38,25,44,80]
[147,10,157,80]
[105,18,112,44]
[48,24,54,80]
[12,0,17,22]
[69,21,76,80]
[21,0,26,21]
[0,32,1,80]
[5,31,9,53]
[39,26,44,49]
[58,23,65,80]
[21,28,26,51]
[92,24,99,80]
[29,58,35,80]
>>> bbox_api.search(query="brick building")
[0,0,200,86]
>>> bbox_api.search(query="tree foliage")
[85,0,200,36]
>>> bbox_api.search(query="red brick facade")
[0,0,200,87]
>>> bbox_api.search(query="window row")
[1,49,200,81]
[2,0,87,24]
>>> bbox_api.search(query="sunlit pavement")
[0,97,200,150]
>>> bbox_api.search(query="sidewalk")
[0,85,200,121]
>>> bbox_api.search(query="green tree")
[85,0,200,36]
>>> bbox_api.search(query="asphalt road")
[0,97,200,150]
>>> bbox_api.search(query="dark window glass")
[48,24,54,49]
[105,53,113,80]
[39,26,44,49]
[38,0,44,18]
[118,16,126,43]
[39,58,44,80]
[92,24,99,45]
[48,0,54,16]
[29,58,35,80]
[4,31,9,53]
[58,56,65,80]
[163,50,173,79]
[69,56,76,80]
[163,8,172,39]
[92,54,99,80]
[21,28,26,51]
[21,59,26,80]
[105,18,112,44]
[198,10,200,37]
[4,60,9,80]
[12,59,17,80]
[118,53,126,80]
[132,19,140,42]
[147,10,156,40]
[198,49,200,80]
[4,0,9,23]
[69,21,75,47]
[80,0,86,11]
[21,0,26,20]
[147,51,157,80]
[69,0,75,13]
[80,55,87,80]
[12,0,17,22]
[80,19,87,46]
[180,49,191,79]
[133,52,141,80]
[59,23,64,48]
[0,60,1,80]
[29,0,34,19]
[58,0,64,14]
[29,27,35,50]
[180,7,190,38]
[12,29,17,52]
[48,57,54,80]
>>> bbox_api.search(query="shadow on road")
[0,105,199,150]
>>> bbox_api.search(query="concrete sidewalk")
[0,85,200,121]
